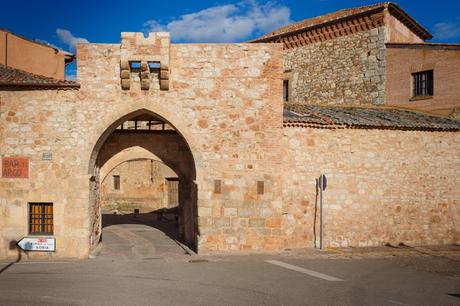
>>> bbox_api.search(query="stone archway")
[99,146,165,182]
[88,109,199,253]
[100,158,178,214]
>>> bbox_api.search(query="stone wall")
[0,37,285,259]
[1,30,458,259]
[100,159,177,213]
[284,27,386,106]
[0,89,89,259]
[283,127,460,248]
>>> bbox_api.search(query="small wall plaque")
[42,152,53,161]
[2,157,29,178]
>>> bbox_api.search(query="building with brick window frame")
[252,2,460,117]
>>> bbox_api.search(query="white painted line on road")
[265,260,344,282]
[386,299,412,306]
[14,261,75,265]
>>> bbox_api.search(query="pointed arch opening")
[88,109,198,253]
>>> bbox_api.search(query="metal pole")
[319,175,323,250]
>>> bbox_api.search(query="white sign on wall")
[17,237,55,252]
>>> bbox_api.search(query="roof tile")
[253,2,431,42]
[0,64,79,90]
[284,104,460,131]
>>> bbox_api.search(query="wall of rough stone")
[98,132,190,238]
[284,27,386,106]
[283,127,460,248]
[0,38,284,259]
[100,159,178,213]
[3,29,456,260]
[0,89,90,259]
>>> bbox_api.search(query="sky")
[1,0,459,79]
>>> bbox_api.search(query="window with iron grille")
[29,203,53,235]
[283,80,289,102]
[412,70,433,97]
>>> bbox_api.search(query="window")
[113,175,120,190]
[148,61,161,73]
[166,178,179,207]
[214,179,222,194]
[29,203,53,235]
[412,70,433,97]
[257,181,265,195]
[283,80,289,102]
[129,61,141,72]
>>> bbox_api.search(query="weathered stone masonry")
[100,137,179,213]
[282,127,460,248]
[0,38,285,258]
[284,27,386,105]
[1,2,460,259]
[252,2,440,109]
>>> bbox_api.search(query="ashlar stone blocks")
[120,32,170,91]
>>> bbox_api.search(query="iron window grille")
[29,203,53,235]
[412,70,433,97]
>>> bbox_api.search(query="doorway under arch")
[88,109,198,253]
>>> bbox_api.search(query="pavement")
[0,214,459,305]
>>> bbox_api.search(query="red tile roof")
[0,64,80,90]
[253,2,432,42]
[284,104,460,131]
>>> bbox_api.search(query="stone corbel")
[120,60,131,90]
[140,61,150,90]
[159,62,169,91]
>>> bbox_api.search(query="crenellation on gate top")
[120,32,170,91]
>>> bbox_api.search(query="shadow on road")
[0,240,22,275]
[102,208,181,245]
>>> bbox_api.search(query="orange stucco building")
[0,29,74,80]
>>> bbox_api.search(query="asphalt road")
[0,220,459,306]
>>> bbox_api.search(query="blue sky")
[1,0,459,78]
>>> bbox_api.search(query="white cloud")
[143,1,291,43]
[433,20,460,40]
[56,28,89,51]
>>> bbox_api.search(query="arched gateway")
[88,109,199,252]
[0,31,289,260]
[1,14,460,261]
